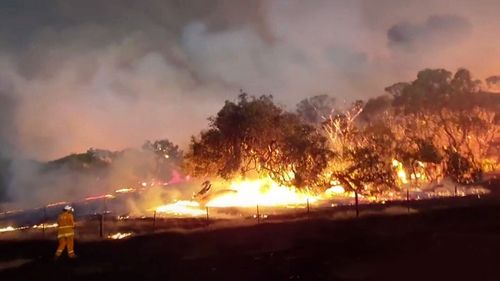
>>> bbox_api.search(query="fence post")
[99,214,104,238]
[406,187,410,213]
[306,198,310,216]
[256,205,260,224]
[205,207,210,226]
[42,207,47,237]
[153,210,157,232]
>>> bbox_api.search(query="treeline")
[0,140,183,203]
[185,68,499,199]
[1,68,497,205]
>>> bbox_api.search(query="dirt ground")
[1,196,500,281]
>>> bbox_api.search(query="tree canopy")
[185,94,331,189]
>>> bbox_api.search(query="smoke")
[388,15,472,50]
[0,0,499,207]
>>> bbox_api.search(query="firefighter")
[54,205,77,259]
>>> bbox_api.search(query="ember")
[108,232,133,240]
[0,225,29,233]
[115,188,136,194]
[32,223,58,229]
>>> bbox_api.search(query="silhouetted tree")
[296,94,336,124]
[185,94,331,189]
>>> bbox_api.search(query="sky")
[0,0,499,161]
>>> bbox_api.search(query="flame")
[205,177,318,208]
[325,185,345,196]
[32,223,58,229]
[115,188,136,194]
[0,225,29,233]
[108,232,133,240]
[156,200,206,216]
[46,201,69,207]
[84,194,115,201]
[154,177,323,217]
[392,159,408,184]
[0,226,17,233]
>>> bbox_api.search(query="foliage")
[323,102,397,196]
[142,139,183,164]
[185,94,331,189]
[296,94,336,124]
[389,68,498,184]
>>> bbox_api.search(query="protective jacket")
[57,211,75,238]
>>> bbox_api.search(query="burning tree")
[323,102,397,216]
[185,94,331,189]
[389,68,499,184]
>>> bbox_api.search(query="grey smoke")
[388,14,472,50]
[0,0,499,208]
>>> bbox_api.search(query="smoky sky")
[0,0,499,160]
[388,15,472,49]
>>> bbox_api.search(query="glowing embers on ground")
[108,232,133,240]
[115,188,136,194]
[0,225,29,233]
[83,194,115,202]
[0,226,17,233]
[32,223,58,229]
[1,223,59,234]
[155,200,206,217]
[154,177,322,217]
[205,177,318,208]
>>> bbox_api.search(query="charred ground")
[1,195,500,281]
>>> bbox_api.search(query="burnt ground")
[1,196,500,281]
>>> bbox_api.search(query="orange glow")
[205,177,318,208]
[32,223,58,229]
[115,188,136,194]
[46,201,68,207]
[392,159,408,184]
[0,225,29,233]
[108,232,133,239]
[155,200,206,217]
[84,194,115,201]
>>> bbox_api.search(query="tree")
[296,94,336,124]
[331,145,396,217]
[142,139,183,164]
[323,102,397,217]
[185,94,331,189]
[390,68,498,185]
[359,95,393,124]
[142,139,183,181]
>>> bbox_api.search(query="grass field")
[1,194,500,280]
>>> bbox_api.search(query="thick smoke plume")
[0,0,499,207]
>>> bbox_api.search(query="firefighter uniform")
[54,206,76,258]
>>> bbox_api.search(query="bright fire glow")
[155,177,324,216]
[115,188,136,194]
[392,159,408,184]
[0,225,29,233]
[32,223,58,229]
[46,201,68,207]
[108,232,133,239]
[205,177,318,208]
[156,200,206,216]
[85,194,115,201]
[325,185,345,196]
[0,226,16,233]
